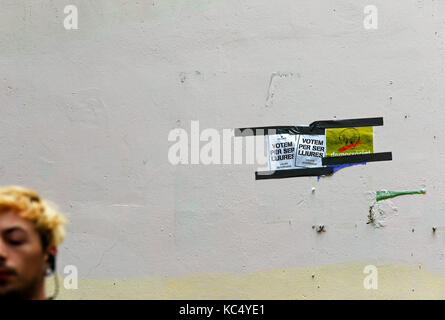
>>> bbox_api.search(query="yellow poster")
[325,126,373,157]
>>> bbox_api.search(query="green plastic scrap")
[376,189,426,201]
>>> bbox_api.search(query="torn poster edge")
[376,189,426,202]
[317,162,367,180]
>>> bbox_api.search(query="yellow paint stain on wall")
[48,262,445,299]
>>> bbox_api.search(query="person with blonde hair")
[0,186,67,300]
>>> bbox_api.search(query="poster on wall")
[267,134,297,171]
[267,134,327,170]
[325,126,373,157]
[295,134,326,167]
[236,117,391,179]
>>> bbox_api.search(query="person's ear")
[45,246,57,276]
[45,246,60,300]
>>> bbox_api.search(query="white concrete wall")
[1,0,444,298]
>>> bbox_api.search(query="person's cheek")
[26,247,46,279]
[12,245,42,283]
[9,247,28,281]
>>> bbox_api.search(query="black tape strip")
[236,117,383,136]
[235,126,324,137]
[310,117,384,129]
[255,167,334,180]
[322,152,392,165]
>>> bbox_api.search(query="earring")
[45,266,54,276]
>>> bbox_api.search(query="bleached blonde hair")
[0,186,67,248]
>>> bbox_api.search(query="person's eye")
[7,238,26,246]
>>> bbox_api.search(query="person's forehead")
[0,209,34,233]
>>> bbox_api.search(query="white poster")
[295,134,326,168]
[267,134,297,171]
